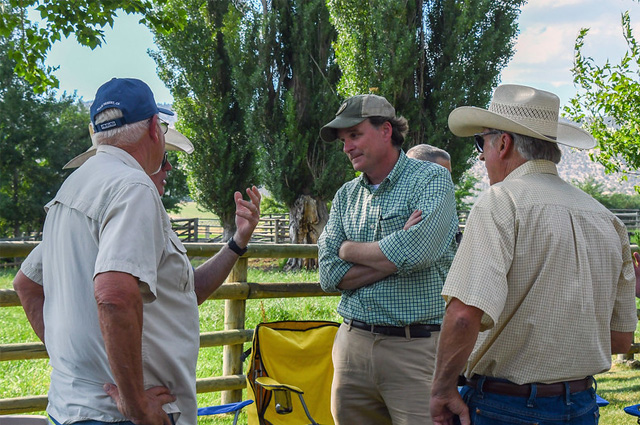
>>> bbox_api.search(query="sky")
[44,0,640,106]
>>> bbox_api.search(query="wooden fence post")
[221,257,248,404]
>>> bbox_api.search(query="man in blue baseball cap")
[13,78,262,425]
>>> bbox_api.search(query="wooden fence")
[171,214,290,243]
[611,209,640,230]
[0,241,337,415]
[1,241,639,415]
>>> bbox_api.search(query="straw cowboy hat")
[448,84,596,149]
[63,123,194,169]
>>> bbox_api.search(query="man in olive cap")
[318,94,459,424]
[430,84,637,425]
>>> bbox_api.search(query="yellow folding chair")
[246,320,339,425]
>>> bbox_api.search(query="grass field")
[169,201,218,220]
[2,265,640,424]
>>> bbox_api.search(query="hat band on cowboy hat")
[448,84,596,149]
[63,124,194,169]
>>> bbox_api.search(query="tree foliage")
[0,35,89,237]
[572,176,640,210]
[0,0,181,92]
[150,0,259,239]
[241,0,353,268]
[245,0,351,208]
[161,151,190,213]
[565,11,640,186]
[328,0,525,183]
[454,171,480,212]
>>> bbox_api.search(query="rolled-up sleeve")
[21,243,44,285]
[379,169,457,275]
[318,191,352,293]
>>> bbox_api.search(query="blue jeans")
[459,377,600,424]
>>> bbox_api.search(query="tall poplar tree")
[328,0,525,183]
[150,0,259,239]
[245,0,351,268]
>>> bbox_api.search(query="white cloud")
[500,0,640,106]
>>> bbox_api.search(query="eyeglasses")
[159,119,169,135]
[473,130,502,153]
[161,151,168,169]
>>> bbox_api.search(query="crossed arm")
[336,209,423,290]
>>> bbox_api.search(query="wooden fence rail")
[1,241,638,415]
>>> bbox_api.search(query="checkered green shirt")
[318,151,458,326]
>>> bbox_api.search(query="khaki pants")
[331,322,439,425]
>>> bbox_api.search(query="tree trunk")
[284,194,328,271]
[221,212,236,243]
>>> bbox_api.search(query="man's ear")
[148,114,159,143]
[498,132,514,159]
[381,121,393,142]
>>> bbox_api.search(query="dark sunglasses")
[473,130,502,153]
[161,152,168,169]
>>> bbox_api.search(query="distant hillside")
[468,144,640,197]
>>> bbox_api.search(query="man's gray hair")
[489,129,561,164]
[406,144,451,163]
[92,108,152,148]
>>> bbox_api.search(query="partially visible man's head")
[406,144,452,172]
[150,152,172,196]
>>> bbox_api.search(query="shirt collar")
[504,159,558,182]
[359,149,407,190]
[94,144,146,173]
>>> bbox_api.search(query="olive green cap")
[320,94,395,142]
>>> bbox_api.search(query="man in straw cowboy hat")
[429,84,637,425]
[317,94,459,424]
[12,77,262,425]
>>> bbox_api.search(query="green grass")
[3,267,640,424]
[169,201,218,220]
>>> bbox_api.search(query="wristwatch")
[227,237,248,256]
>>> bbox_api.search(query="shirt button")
[369,224,375,229]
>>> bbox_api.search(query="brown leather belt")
[465,376,593,398]
[344,319,440,338]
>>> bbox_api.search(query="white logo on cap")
[336,101,348,116]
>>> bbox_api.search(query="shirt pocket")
[378,212,409,238]
[165,231,194,292]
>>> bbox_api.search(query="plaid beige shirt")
[319,151,459,326]
[443,160,638,384]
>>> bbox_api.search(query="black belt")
[464,376,593,398]
[344,319,440,338]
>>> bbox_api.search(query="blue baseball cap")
[90,78,174,133]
